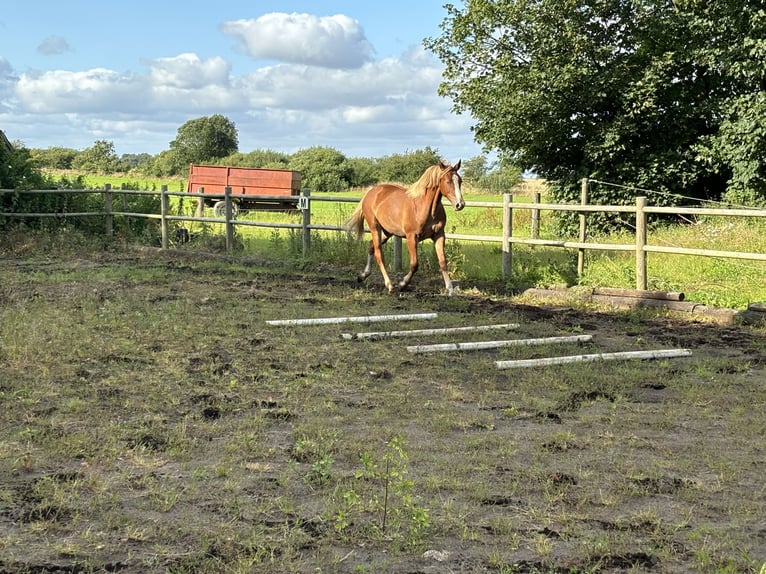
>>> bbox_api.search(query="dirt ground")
[1,248,765,573]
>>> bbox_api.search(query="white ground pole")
[407,334,593,354]
[266,312,438,326]
[495,348,692,369]
[341,323,521,341]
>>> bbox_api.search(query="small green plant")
[294,429,338,488]
[333,435,430,547]
[306,455,334,487]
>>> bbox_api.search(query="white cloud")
[148,53,230,89]
[221,13,373,69]
[0,57,17,112]
[37,35,72,56]
[14,55,243,115]
[2,25,481,159]
[15,69,144,113]
[238,47,445,112]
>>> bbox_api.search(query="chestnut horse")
[346,160,464,294]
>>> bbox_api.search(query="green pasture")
[66,175,766,310]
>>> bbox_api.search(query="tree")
[425,0,766,213]
[71,140,120,173]
[119,153,153,171]
[30,147,78,170]
[347,157,379,188]
[460,155,490,186]
[169,114,239,169]
[685,2,766,206]
[217,149,290,169]
[375,147,442,183]
[0,143,48,190]
[477,156,522,193]
[288,147,353,192]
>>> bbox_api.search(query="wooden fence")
[2,179,766,290]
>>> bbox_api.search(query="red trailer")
[187,164,302,217]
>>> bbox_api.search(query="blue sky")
[0,1,482,162]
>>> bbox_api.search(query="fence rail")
[2,179,765,290]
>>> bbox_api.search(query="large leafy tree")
[217,149,290,169]
[288,146,353,192]
[170,114,239,170]
[425,0,766,208]
[71,140,120,173]
[375,147,443,183]
[30,146,78,170]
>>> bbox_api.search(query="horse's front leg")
[398,234,419,290]
[433,233,456,295]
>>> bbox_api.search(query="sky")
[0,0,483,162]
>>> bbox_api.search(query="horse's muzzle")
[454,200,465,211]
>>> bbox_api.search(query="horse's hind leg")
[359,229,395,292]
[357,242,375,282]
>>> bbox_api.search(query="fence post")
[196,187,205,217]
[635,196,648,290]
[103,183,113,237]
[224,186,234,253]
[302,188,311,257]
[577,178,588,279]
[121,183,132,233]
[160,185,169,249]
[531,191,541,240]
[502,192,512,277]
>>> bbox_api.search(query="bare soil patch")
[1,248,764,573]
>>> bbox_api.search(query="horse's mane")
[406,165,449,198]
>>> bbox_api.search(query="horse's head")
[438,159,465,211]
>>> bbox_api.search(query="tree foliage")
[288,146,353,192]
[375,147,443,184]
[425,0,766,209]
[0,142,102,231]
[169,114,239,169]
[30,147,78,170]
[217,149,290,169]
[1,144,49,191]
[71,140,120,173]
[119,153,153,171]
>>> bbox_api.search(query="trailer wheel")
[213,201,239,219]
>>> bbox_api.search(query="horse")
[346,160,465,295]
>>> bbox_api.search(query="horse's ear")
[439,159,448,168]
[454,159,461,171]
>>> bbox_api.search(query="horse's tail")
[345,202,366,239]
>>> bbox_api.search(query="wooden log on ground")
[591,295,692,310]
[520,287,740,323]
[495,348,692,369]
[266,312,437,326]
[407,334,592,354]
[592,287,685,301]
[341,323,520,341]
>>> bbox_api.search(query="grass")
[18,173,766,308]
[164,181,766,308]
[1,232,765,573]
